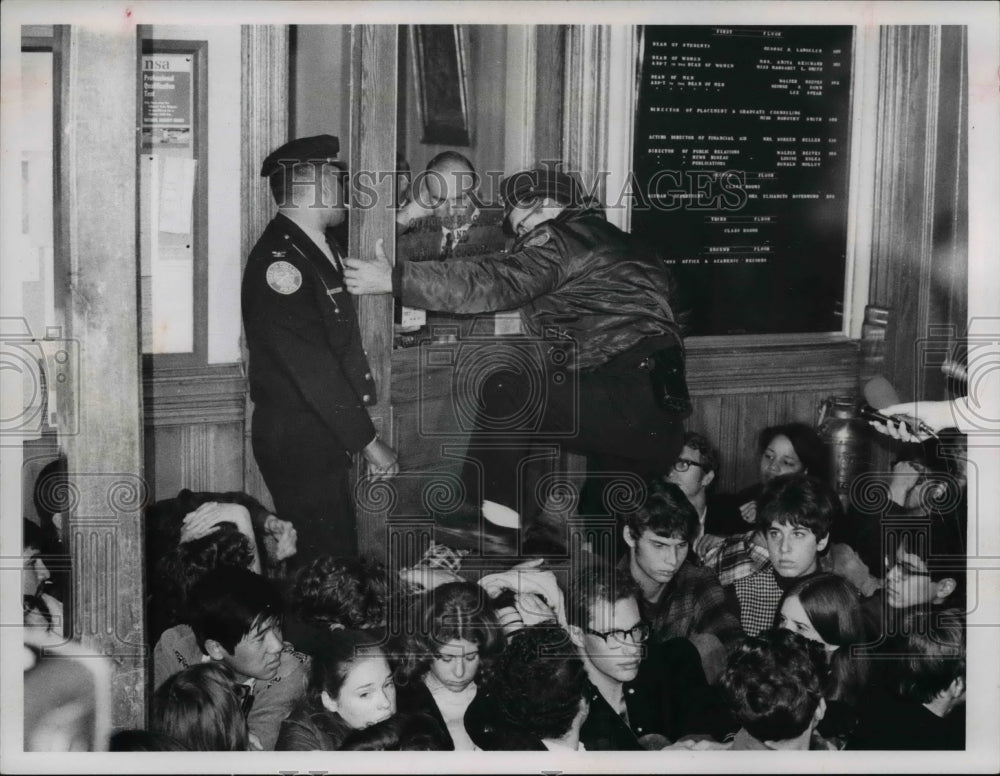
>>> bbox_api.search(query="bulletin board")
[630,26,854,336]
[138,38,208,363]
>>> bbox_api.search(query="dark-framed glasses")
[672,458,704,473]
[583,621,650,646]
[884,555,931,579]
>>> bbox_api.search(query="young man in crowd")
[719,629,827,750]
[152,567,310,750]
[850,609,966,750]
[861,522,966,643]
[619,480,743,682]
[664,431,742,540]
[730,474,837,636]
[566,562,729,748]
[464,624,591,751]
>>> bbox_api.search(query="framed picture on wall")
[410,25,471,146]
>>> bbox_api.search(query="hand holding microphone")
[862,376,945,442]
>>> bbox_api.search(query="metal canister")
[817,396,872,508]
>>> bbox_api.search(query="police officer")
[243,135,398,563]
[343,168,689,552]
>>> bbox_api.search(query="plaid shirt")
[621,558,743,657]
[698,530,770,587]
[732,564,785,637]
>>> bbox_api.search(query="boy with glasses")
[565,562,727,748]
[860,523,965,642]
[664,431,743,539]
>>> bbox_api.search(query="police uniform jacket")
[391,207,682,372]
[242,214,376,454]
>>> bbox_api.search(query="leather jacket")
[394,207,682,371]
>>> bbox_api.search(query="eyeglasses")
[884,555,931,578]
[672,458,704,473]
[583,621,650,646]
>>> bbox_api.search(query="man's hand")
[180,502,261,574]
[478,561,567,627]
[870,400,953,442]
[263,514,298,563]
[362,435,399,481]
[739,500,757,524]
[344,239,393,296]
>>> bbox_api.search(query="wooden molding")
[241,25,288,504]
[562,25,610,197]
[143,363,245,427]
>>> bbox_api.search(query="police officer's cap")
[500,168,586,209]
[260,135,345,177]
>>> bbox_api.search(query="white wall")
[151,25,242,364]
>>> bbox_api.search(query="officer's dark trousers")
[252,408,357,564]
[460,340,685,533]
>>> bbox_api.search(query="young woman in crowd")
[393,582,501,750]
[276,629,397,750]
[777,573,870,748]
[150,663,254,751]
[711,422,830,534]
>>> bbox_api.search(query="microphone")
[861,376,938,439]
[941,358,968,383]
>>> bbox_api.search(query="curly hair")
[488,625,587,741]
[395,581,501,685]
[720,629,826,743]
[152,523,254,639]
[680,431,719,476]
[291,555,389,631]
[150,662,249,751]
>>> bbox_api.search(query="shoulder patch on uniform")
[523,230,551,249]
[266,260,302,294]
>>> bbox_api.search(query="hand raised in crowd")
[739,499,757,524]
[180,502,261,574]
[343,239,393,296]
[180,502,251,543]
[478,558,567,627]
[362,435,399,481]
[262,514,298,562]
[513,592,557,626]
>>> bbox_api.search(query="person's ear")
[816,533,830,553]
[701,470,716,490]
[623,525,638,550]
[567,624,586,650]
[932,577,957,603]
[320,690,339,714]
[949,675,966,701]
[203,638,228,662]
